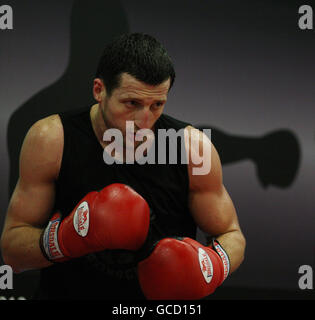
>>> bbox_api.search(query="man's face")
[99,73,170,148]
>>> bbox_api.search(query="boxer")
[1,33,245,299]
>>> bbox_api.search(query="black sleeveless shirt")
[36,106,197,300]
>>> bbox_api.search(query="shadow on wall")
[7,0,130,197]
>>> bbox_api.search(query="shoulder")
[28,114,63,136]
[23,114,64,159]
[184,126,223,192]
[20,114,64,181]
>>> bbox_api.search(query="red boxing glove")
[40,183,150,262]
[138,237,230,300]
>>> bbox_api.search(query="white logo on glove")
[198,248,213,284]
[73,201,89,237]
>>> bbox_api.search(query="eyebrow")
[120,96,167,103]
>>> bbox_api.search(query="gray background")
[0,0,314,299]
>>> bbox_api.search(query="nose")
[135,106,152,129]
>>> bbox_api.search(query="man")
[0,33,245,299]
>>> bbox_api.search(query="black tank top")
[36,106,197,300]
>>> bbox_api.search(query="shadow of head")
[67,0,129,78]
[7,0,129,197]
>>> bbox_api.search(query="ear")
[93,78,106,102]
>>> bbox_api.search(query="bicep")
[3,116,62,232]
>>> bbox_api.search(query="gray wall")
[0,0,314,298]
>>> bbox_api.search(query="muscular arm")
[0,115,63,273]
[185,126,246,274]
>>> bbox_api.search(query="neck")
[90,104,108,148]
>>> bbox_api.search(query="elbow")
[0,235,22,274]
[1,254,23,274]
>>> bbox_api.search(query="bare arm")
[185,126,246,274]
[0,115,63,273]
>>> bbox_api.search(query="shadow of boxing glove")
[138,237,230,300]
[40,183,150,262]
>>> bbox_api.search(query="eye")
[153,102,164,108]
[126,100,138,108]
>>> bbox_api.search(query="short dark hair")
[95,33,175,96]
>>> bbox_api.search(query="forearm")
[212,229,246,274]
[1,225,52,273]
